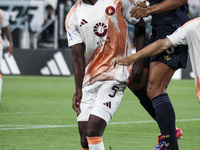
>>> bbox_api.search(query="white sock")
[89,142,105,150]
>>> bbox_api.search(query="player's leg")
[86,115,107,150]
[147,61,178,150]
[78,121,89,149]
[77,82,100,149]
[128,67,156,120]
[86,81,126,150]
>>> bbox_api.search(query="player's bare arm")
[112,38,173,66]
[2,26,13,55]
[129,18,145,85]
[71,43,85,116]
[131,0,188,19]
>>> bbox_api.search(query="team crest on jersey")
[105,6,115,16]
[93,22,108,37]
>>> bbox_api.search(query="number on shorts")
[109,85,119,98]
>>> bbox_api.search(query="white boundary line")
[1,112,42,115]
[0,118,200,131]
[109,118,200,125]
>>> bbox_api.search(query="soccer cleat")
[175,127,183,139]
[154,127,183,150]
[154,134,166,150]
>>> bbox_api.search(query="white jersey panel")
[122,0,139,25]
[66,15,83,47]
[65,0,139,86]
[167,17,200,101]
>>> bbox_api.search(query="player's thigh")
[91,81,126,124]
[147,61,175,98]
[77,82,99,122]
[128,67,149,92]
[86,114,107,136]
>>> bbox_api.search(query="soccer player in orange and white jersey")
[0,9,13,106]
[65,0,145,149]
[112,17,200,104]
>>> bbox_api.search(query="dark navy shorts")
[143,24,188,70]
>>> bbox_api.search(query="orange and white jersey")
[167,17,200,103]
[0,9,9,48]
[65,0,139,87]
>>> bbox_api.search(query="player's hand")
[72,90,82,116]
[8,42,13,56]
[130,7,151,19]
[111,56,133,67]
[137,1,148,8]
[129,59,143,86]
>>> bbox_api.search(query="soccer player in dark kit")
[128,0,190,149]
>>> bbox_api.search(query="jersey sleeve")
[65,12,83,47]
[0,10,9,28]
[122,0,139,25]
[167,23,190,47]
[134,0,146,5]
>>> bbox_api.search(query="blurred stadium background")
[0,0,200,149]
[0,0,199,78]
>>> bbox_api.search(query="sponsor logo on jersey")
[93,22,108,37]
[80,19,88,27]
[97,40,105,47]
[105,6,115,16]
[97,36,111,47]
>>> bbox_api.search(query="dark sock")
[152,93,178,150]
[134,86,156,120]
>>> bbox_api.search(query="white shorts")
[77,80,126,124]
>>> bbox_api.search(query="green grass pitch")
[0,76,200,150]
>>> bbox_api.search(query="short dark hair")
[45,4,53,10]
